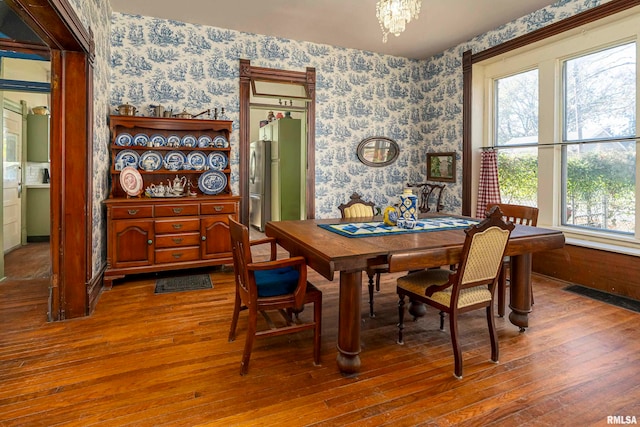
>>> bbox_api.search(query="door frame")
[238,59,316,225]
[4,0,95,320]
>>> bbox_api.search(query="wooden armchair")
[406,182,446,213]
[338,192,383,317]
[390,206,514,378]
[228,217,322,375]
[486,203,539,317]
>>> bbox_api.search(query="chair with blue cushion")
[228,217,322,375]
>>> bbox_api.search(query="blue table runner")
[318,216,479,238]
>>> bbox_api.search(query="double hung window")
[479,10,640,248]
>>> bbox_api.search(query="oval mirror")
[356,136,399,167]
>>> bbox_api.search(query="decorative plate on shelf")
[207,151,228,170]
[213,135,229,148]
[149,134,167,147]
[133,133,150,147]
[115,132,133,146]
[197,135,212,147]
[187,151,207,169]
[164,150,187,170]
[114,149,140,169]
[119,166,143,197]
[167,134,181,147]
[181,134,197,148]
[138,150,163,171]
[198,170,227,195]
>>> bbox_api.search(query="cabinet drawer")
[111,205,153,219]
[155,204,199,217]
[155,232,201,248]
[155,246,200,263]
[201,202,236,215]
[155,218,200,234]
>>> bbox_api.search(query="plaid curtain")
[475,149,501,218]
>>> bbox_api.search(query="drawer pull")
[172,253,183,259]
[201,236,206,241]
[172,238,183,244]
[172,224,183,230]
[147,239,153,245]
[172,208,183,214]
[128,209,139,215]
[214,205,223,212]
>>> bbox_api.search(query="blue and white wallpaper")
[82,0,612,276]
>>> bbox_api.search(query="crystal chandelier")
[376,0,422,43]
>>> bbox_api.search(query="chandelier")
[376,0,422,43]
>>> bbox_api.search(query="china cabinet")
[103,115,239,288]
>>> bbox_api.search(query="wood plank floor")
[1,243,639,426]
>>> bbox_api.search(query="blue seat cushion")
[254,266,300,297]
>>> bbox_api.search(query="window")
[475,10,640,250]
[562,43,636,234]
[494,70,539,207]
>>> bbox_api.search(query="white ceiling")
[108,0,558,59]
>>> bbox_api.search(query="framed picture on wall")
[427,152,456,183]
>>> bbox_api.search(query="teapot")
[163,160,181,171]
[168,175,187,195]
[147,182,166,197]
[140,157,158,171]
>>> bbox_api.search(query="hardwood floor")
[1,243,639,426]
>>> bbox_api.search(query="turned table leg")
[336,270,362,375]
[509,253,533,332]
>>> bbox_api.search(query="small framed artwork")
[427,152,456,183]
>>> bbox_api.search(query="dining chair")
[486,203,539,317]
[391,206,514,379]
[228,217,322,375]
[338,192,384,317]
[406,182,446,213]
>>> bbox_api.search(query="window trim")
[468,4,640,253]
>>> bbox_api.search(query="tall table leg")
[508,253,533,332]
[336,270,362,375]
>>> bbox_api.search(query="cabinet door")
[111,219,154,268]
[200,215,233,259]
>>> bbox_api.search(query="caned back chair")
[390,206,514,378]
[338,192,384,317]
[486,203,539,317]
[228,217,322,375]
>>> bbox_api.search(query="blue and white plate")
[187,151,207,169]
[207,151,228,170]
[114,149,140,169]
[167,134,181,147]
[197,135,212,147]
[198,170,227,195]
[164,150,187,170]
[149,134,166,147]
[115,133,133,146]
[138,150,163,171]
[181,134,197,148]
[133,133,150,147]
[213,135,229,148]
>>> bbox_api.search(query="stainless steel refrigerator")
[249,140,271,231]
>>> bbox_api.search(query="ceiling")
[109,0,558,59]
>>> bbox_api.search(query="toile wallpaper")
[79,0,611,276]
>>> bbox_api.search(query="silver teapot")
[168,175,187,195]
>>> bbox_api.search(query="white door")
[3,109,22,252]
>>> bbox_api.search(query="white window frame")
[471,9,640,255]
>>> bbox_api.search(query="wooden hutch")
[103,115,240,288]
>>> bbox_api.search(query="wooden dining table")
[265,214,565,375]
